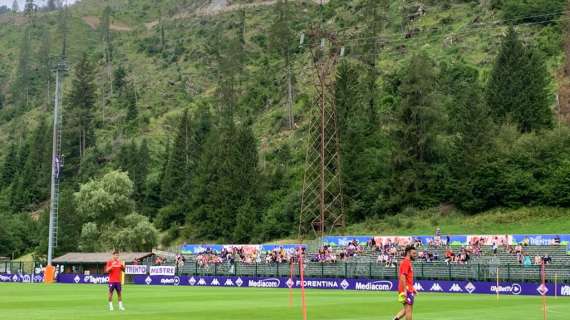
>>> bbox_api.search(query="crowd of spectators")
[504,243,554,266]
[193,246,306,267]
[178,231,563,269]
[444,247,470,264]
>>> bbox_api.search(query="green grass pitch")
[0,283,569,319]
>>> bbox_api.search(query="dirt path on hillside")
[82,16,133,32]
[144,0,328,30]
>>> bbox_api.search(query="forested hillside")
[0,0,569,259]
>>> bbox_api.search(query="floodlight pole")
[47,61,66,266]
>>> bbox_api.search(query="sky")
[0,0,78,9]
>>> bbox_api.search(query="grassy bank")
[342,207,570,236]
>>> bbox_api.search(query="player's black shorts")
[109,282,122,294]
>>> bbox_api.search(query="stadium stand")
[170,238,570,283]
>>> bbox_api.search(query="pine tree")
[515,48,553,132]
[12,27,33,107]
[23,0,36,17]
[47,0,57,11]
[125,85,138,122]
[38,29,52,107]
[100,6,113,98]
[12,0,19,13]
[269,0,295,129]
[0,143,18,188]
[127,140,138,178]
[234,199,257,243]
[64,53,96,173]
[189,120,260,242]
[486,27,553,132]
[235,125,259,196]
[445,64,493,163]
[443,63,495,210]
[189,105,211,171]
[336,62,387,222]
[390,53,440,209]
[133,139,150,207]
[113,65,127,94]
[189,122,238,241]
[116,142,132,173]
[161,110,192,204]
[9,141,31,212]
[20,121,52,205]
[215,31,244,115]
[57,6,69,58]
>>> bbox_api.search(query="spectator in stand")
[388,245,398,257]
[432,227,442,248]
[534,255,542,265]
[543,255,552,265]
[517,252,524,264]
[472,244,481,257]
[154,256,165,266]
[523,255,532,267]
[385,254,395,268]
[554,235,561,245]
[384,239,392,251]
[522,237,530,246]
[175,254,185,269]
[377,253,385,264]
[368,237,376,249]
[417,251,425,261]
[445,248,455,264]
[413,238,422,249]
[492,242,498,255]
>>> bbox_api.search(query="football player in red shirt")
[105,251,126,311]
[393,245,418,320]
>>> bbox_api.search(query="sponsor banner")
[323,235,470,246]
[0,274,43,283]
[180,235,570,253]
[467,235,511,246]
[125,265,147,275]
[260,244,306,253]
[561,284,570,296]
[149,266,176,276]
[222,245,260,256]
[511,235,570,253]
[322,236,373,247]
[323,234,570,249]
[57,274,110,284]
[181,244,306,255]
[180,245,224,254]
[54,273,569,297]
[128,275,567,297]
[414,236,468,246]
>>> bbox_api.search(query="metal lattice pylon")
[299,27,345,240]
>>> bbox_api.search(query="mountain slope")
[0,0,568,255]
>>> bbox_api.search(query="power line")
[302,10,570,48]
[296,14,570,64]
